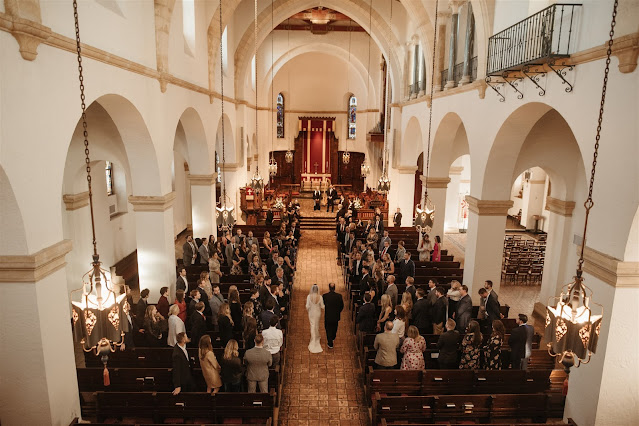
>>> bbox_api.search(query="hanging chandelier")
[249,0,264,194]
[414,0,439,231]
[545,0,618,373]
[361,160,370,177]
[376,0,393,195]
[343,151,351,165]
[285,149,294,163]
[69,0,128,382]
[216,0,235,231]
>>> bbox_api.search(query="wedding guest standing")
[167,304,186,347]
[400,326,426,370]
[199,335,222,393]
[437,319,460,369]
[220,339,243,392]
[484,320,505,370]
[244,334,272,393]
[459,321,482,370]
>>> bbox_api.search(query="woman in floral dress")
[483,320,505,369]
[459,320,483,369]
[400,326,426,370]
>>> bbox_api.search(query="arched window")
[276,93,285,138]
[348,95,357,139]
[105,161,114,196]
[182,0,195,56]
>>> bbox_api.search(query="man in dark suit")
[393,208,402,227]
[189,302,206,348]
[172,332,195,394]
[436,319,460,369]
[373,214,384,234]
[431,286,448,334]
[313,188,321,210]
[260,298,280,329]
[349,252,364,284]
[265,208,274,226]
[326,185,338,212]
[176,267,188,292]
[182,235,197,265]
[482,286,501,323]
[509,314,534,369]
[411,288,430,335]
[355,293,376,334]
[135,288,150,330]
[455,285,472,332]
[398,251,415,284]
[358,266,372,298]
[404,277,417,303]
[323,283,344,348]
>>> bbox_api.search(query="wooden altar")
[239,187,263,225]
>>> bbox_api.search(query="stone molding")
[449,166,463,175]
[545,197,576,217]
[0,11,52,61]
[397,166,418,174]
[570,32,639,74]
[128,192,176,212]
[419,176,451,188]
[188,174,217,186]
[577,245,639,288]
[0,239,72,283]
[465,196,513,216]
[219,164,240,171]
[528,179,546,185]
[62,192,89,211]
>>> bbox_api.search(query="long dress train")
[306,294,325,353]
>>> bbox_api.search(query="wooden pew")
[367,368,422,401]
[372,393,435,425]
[432,394,492,423]
[490,393,549,422]
[421,370,474,395]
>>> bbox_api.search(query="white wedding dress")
[306,292,325,353]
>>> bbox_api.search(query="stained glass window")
[105,161,114,196]
[277,93,285,138]
[348,95,357,139]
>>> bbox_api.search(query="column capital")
[0,239,72,282]
[449,0,465,14]
[128,192,176,212]
[419,176,451,188]
[577,245,639,288]
[437,11,452,21]
[62,191,89,210]
[188,174,217,186]
[545,197,576,217]
[397,166,418,174]
[465,195,513,216]
[449,166,464,175]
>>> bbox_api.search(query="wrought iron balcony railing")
[440,56,478,90]
[487,3,581,75]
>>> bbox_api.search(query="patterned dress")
[400,336,426,370]
[459,333,482,369]
[483,335,503,370]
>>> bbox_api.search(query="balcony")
[441,56,478,90]
[487,4,582,75]
[407,80,425,98]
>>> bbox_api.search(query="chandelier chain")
[220,0,227,203]
[345,18,352,156]
[271,0,275,164]
[423,0,439,204]
[254,0,259,173]
[73,0,98,257]
[577,0,618,273]
[382,0,393,176]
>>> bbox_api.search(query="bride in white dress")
[306,284,325,353]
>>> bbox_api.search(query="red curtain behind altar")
[300,118,334,175]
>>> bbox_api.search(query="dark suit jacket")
[176,276,188,292]
[485,292,501,322]
[260,310,279,330]
[398,259,415,281]
[373,220,384,234]
[509,324,533,368]
[356,302,376,334]
[198,287,212,317]
[455,294,472,332]
[183,241,196,265]
[135,299,147,329]
[411,298,430,329]
[436,330,460,366]
[432,296,447,325]
[323,291,344,323]
[172,345,195,391]
[405,285,417,303]
[313,190,321,200]
[393,212,402,226]
[157,295,170,319]
[189,312,206,347]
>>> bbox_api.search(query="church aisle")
[279,230,370,425]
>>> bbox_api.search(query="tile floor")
[278,229,370,426]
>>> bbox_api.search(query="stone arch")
[429,112,470,177]
[625,207,639,262]
[215,113,236,165]
[402,116,423,167]
[233,0,404,102]
[174,107,213,175]
[0,165,28,255]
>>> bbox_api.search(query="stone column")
[395,166,418,227]
[445,166,463,231]
[188,174,217,240]
[421,176,451,242]
[219,164,243,225]
[462,196,513,301]
[562,247,639,425]
[128,192,177,302]
[433,13,449,93]
[534,197,575,318]
[444,2,463,90]
[0,240,81,425]
[459,2,475,86]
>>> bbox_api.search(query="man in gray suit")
[394,241,406,264]
[373,322,400,368]
[378,230,391,253]
[225,236,236,267]
[198,238,210,264]
[385,275,398,308]
[243,334,272,392]
[455,285,472,332]
[182,235,197,265]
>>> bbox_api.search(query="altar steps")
[299,216,336,231]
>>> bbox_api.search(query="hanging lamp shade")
[342,150,351,165]
[377,173,391,194]
[361,160,370,177]
[415,196,435,233]
[249,170,264,194]
[545,277,603,371]
[268,158,278,176]
[285,149,294,163]
[216,203,236,231]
